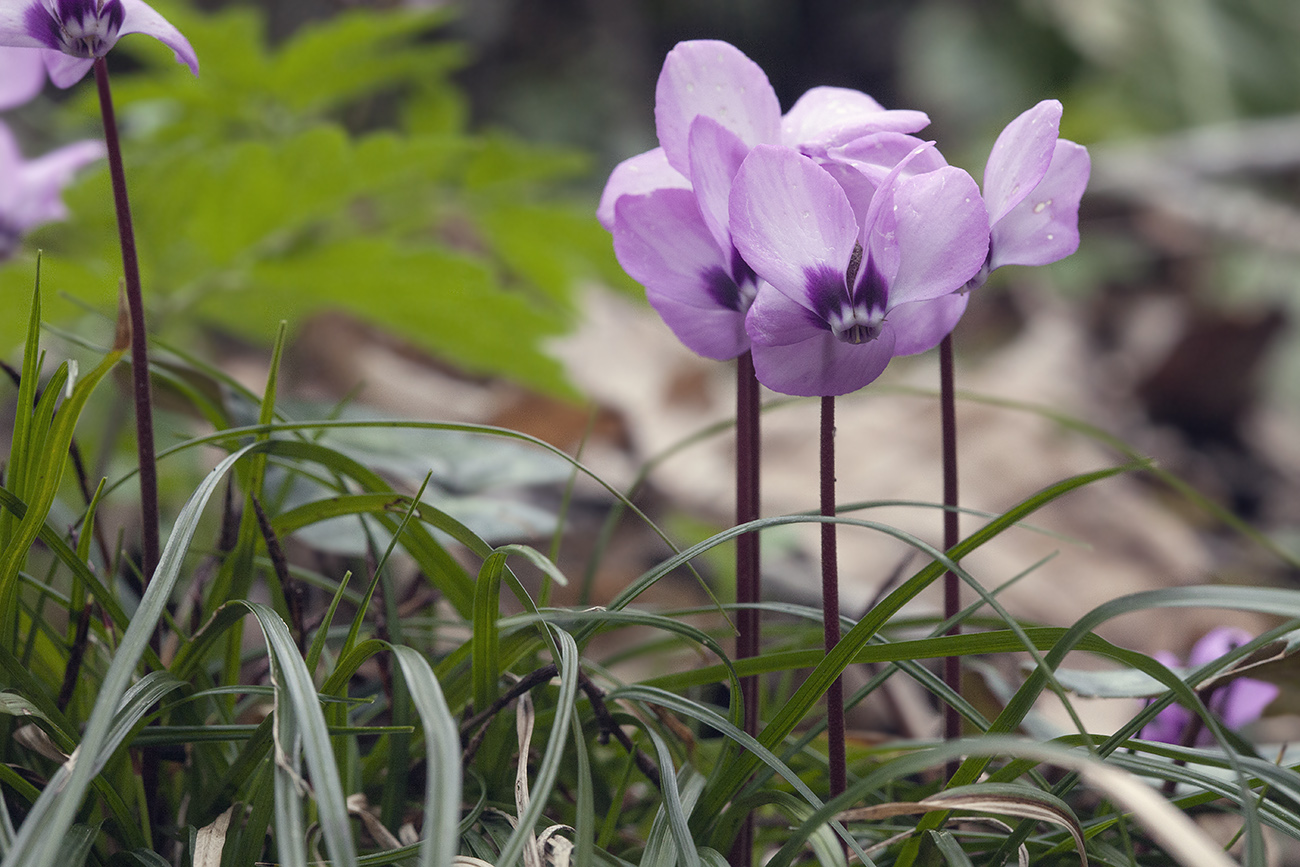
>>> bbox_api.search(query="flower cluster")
[0,0,198,260]
[1142,627,1278,746]
[600,40,1089,396]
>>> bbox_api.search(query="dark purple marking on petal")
[730,245,757,293]
[851,252,889,314]
[803,263,850,326]
[702,266,746,313]
[41,0,124,58]
[24,3,62,49]
[0,218,21,261]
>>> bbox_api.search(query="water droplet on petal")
[1033,199,1052,214]
[1046,233,1055,240]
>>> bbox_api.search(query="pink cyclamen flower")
[0,46,46,108]
[599,39,929,361]
[729,143,988,396]
[0,0,198,88]
[0,119,104,259]
[966,99,1090,290]
[1142,627,1278,746]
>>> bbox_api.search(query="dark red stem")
[940,332,961,751]
[94,58,159,587]
[821,395,845,799]
[729,352,761,867]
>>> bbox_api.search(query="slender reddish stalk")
[940,333,961,750]
[821,395,846,799]
[729,351,761,867]
[94,58,159,587]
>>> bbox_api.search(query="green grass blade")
[0,336,124,648]
[390,644,462,867]
[3,268,44,550]
[242,600,358,867]
[641,766,703,867]
[49,823,98,867]
[494,627,580,867]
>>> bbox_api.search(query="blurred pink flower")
[0,119,104,259]
[0,46,47,108]
[1142,627,1278,746]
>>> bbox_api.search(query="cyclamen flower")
[729,144,988,396]
[0,119,104,260]
[0,0,198,88]
[1142,627,1278,746]
[599,39,929,361]
[0,46,46,108]
[966,99,1090,290]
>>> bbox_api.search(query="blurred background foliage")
[4,0,1300,410]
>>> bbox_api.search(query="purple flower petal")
[883,166,989,306]
[983,99,1061,225]
[781,86,929,156]
[1188,628,1254,667]
[729,144,858,308]
[119,0,198,76]
[42,49,92,87]
[654,40,781,177]
[1142,631,1278,746]
[748,286,897,396]
[989,140,1089,270]
[888,292,969,356]
[816,158,882,229]
[613,188,750,360]
[828,132,947,187]
[688,115,750,258]
[0,47,46,108]
[597,147,689,232]
[1216,677,1278,730]
[0,4,52,49]
[1187,627,1278,732]
[1142,704,1192,744]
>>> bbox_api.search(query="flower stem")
[821,395,846,799]
[939,333,961,753]
[93,58,159,588]
[729,351,761,867]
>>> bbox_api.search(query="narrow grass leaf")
[927,830,975,867]
[567,710,594,867]
[391,644,461,867]
[640,766,703,867]
[495,628,580,867]
[839,784,1088,866]
[49,823,99,867]
[242,601,358,867]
